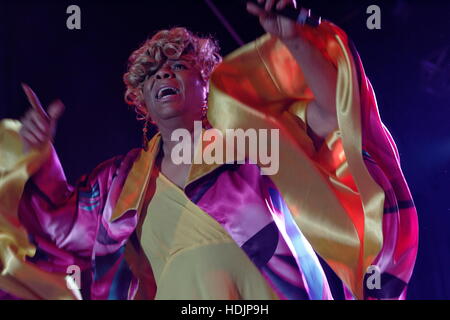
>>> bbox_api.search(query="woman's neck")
[158,122,197,164]
[157,125,198,190]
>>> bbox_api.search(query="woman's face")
[142,57,207,126]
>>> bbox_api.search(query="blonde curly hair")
[123,27,222,120]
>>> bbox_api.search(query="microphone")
[249,1,322,27]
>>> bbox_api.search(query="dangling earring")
[201,104,208,119]
[142,119,149,151]
[201,90,211,129]
[201,103,211,129]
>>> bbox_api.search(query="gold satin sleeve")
[0,119,77,300]
[207,22,385,299]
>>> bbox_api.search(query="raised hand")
[246,0,299,41]
[19,83,65,152]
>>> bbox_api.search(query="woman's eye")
[173,64,187,70]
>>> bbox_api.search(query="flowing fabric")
[0,120,76,300]
[0,21,418,300]
[206,21,418,299]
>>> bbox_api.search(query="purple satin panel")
[192,164,274,247]
[95,149,141,256]
[31,146,73,205]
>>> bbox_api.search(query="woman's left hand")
[246,0,299,41]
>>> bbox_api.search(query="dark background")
[1,0,449,299]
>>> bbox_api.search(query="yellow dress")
[138,164,279,300]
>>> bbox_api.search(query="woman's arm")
[247,0,339,142]
[282,35,338,140]
[0,113,140,299]
[0,84,141,299]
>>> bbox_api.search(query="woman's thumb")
[48,100,65,121]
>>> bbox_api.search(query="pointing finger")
[21,83,49,121]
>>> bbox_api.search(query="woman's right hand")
[19,83,65,152]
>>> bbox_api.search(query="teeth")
[156,86,179,99]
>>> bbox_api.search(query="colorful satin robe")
[0,21,418,300]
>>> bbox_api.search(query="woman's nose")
[155,66,175,80]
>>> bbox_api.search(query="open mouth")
[155,86,180,100]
